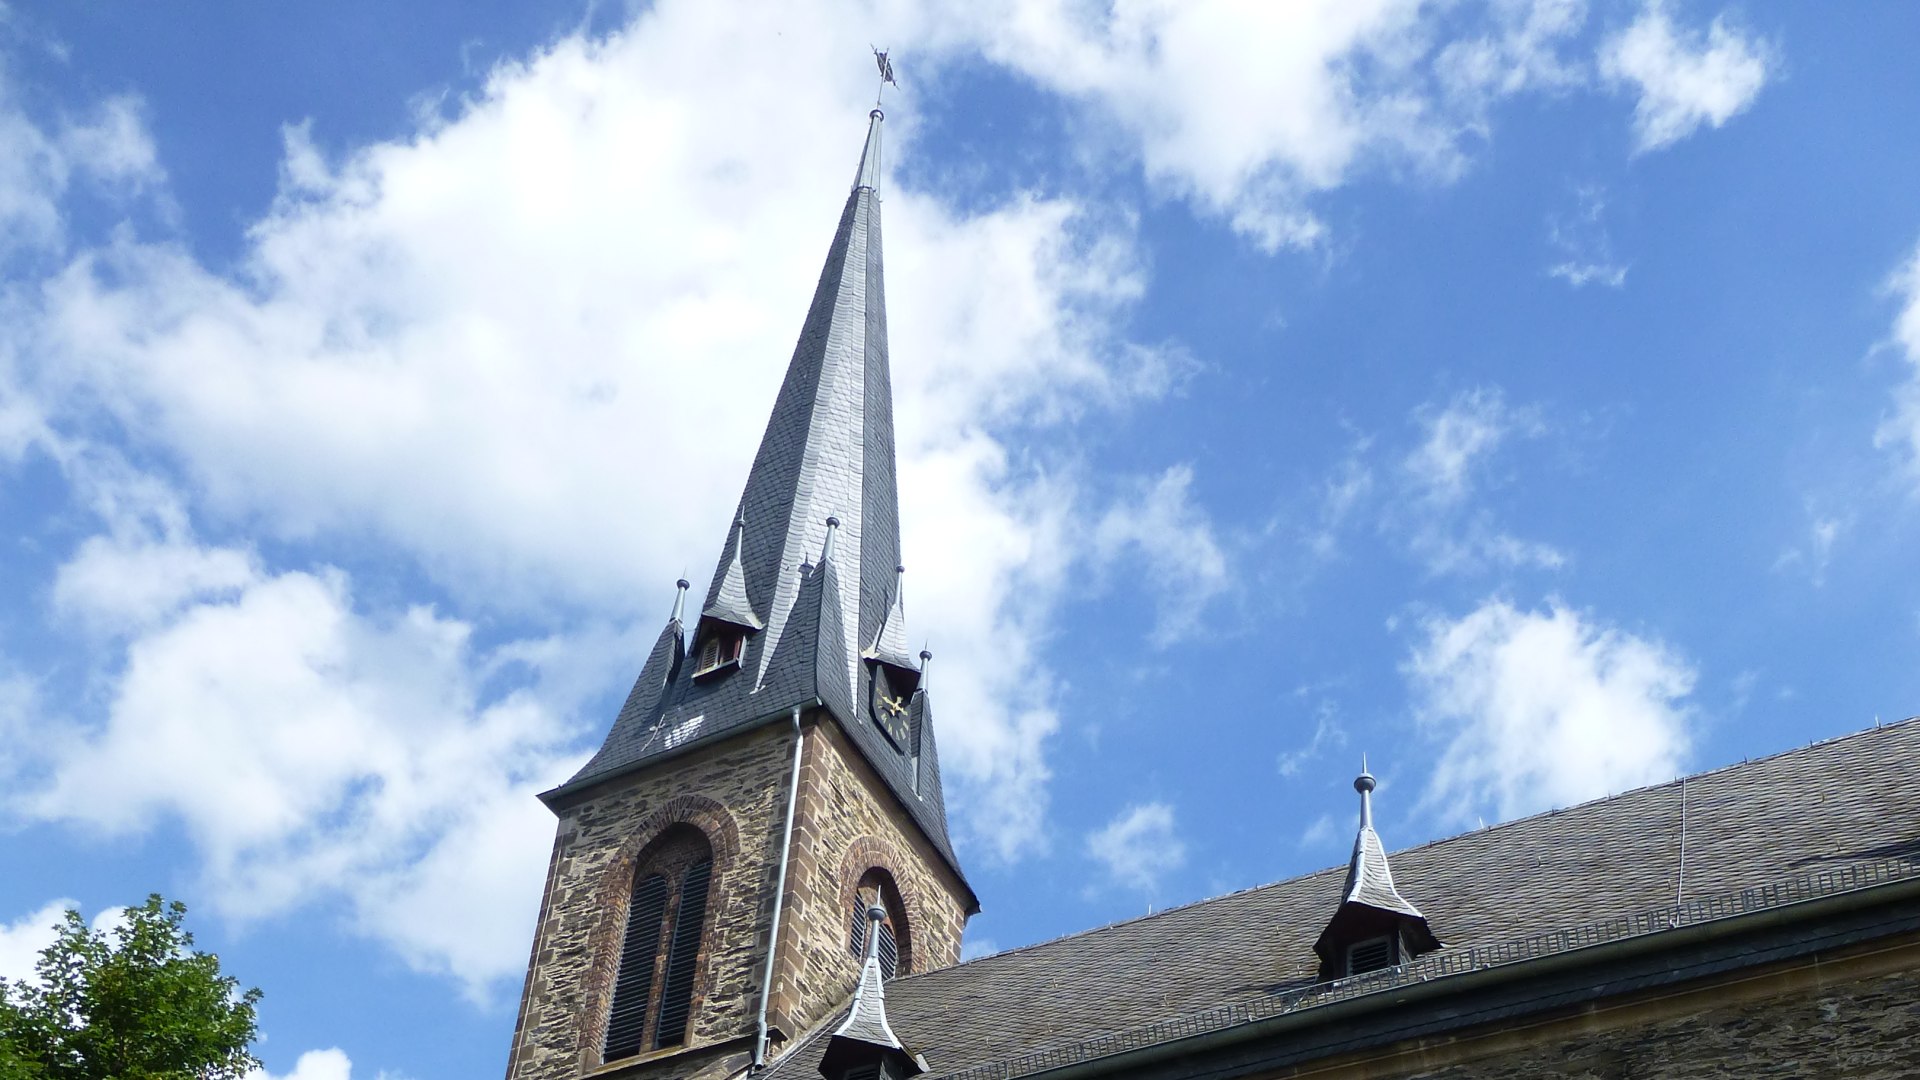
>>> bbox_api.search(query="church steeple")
[510,100,976,1080]
[551,106,960,874]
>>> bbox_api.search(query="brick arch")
[836,834,928,977]
[577,794,743,1064]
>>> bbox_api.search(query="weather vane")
[872,46,897,108]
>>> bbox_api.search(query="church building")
[504,105,1920,1080]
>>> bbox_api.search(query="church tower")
[504,107,977,1080]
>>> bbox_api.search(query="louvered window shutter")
[876,920,898,980]
[605,874,670,1060]
[1345,934,1398,977]
[653,859,712,1047]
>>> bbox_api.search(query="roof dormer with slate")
[1312,764,1439,980]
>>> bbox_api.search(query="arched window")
[605,826,714,1061]
[845,868,908,980]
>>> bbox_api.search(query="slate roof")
[765,717,1920,1080]
[546,110,967,893]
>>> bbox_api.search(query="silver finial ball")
[827,516,841,528]
[868,901,887,922]
[676,578,690,591]
[920,649,933,662]
[897,563,906,574]
[1354,772,1377,794]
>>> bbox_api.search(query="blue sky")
[3,1,1920,1077]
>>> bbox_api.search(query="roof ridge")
[910,716,1920,978]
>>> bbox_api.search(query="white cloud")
[1085,800,1186,893]
[1547,185,1628,288]
[1397,388,1564,575]
[1277,700,1347,778]
[1405,388,1541,505]
[248,1049,354,1080]
[0,898,72,984]
[938,0,1596,251]
[17,549,601,998]
[54,534,257,632]
[0,72,160,255]
[1407,597,1695,824]
[1090,464,1231,646]
[1600,2,1771,154]
[1877,240,1920,486]
[1296,812,1340,851]
[1772,511,1845,587]
[3,1,1220,870]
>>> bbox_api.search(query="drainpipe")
[753,706,806,1069]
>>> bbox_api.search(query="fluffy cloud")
[1600,1,1771,153]
[1405,388,1541,505]
[1407,597,1694,824]
[248,1049,354,1080]
[4,0,1219,876]
[1401,389,1564,574]
[0,78,159,254]
[0,899,71,984]
[18,528,600,996]
[1877,240,1920,486]
[942,0,1594,250]
[1085,801,1186,893]
[1090,464,1231,645]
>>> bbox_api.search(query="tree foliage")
[0,895,261,1080]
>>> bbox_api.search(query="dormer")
[692,515,762,679]
[862,565,922,751]
[1313,765,1440,981]
[689,618,749,679]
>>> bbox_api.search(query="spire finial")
[820,516,842,565]
[1355,756,1376,829]
[670,578,690,622]
[865,901,887,961]
[919,646,932,682]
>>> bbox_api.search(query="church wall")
[505,721,799,1080]
[767,710,971,1051]
[1391,963,1920,1079]
[1269,936,1920,1080]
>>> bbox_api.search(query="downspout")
[753,705,806,1069]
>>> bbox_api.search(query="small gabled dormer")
[862,565,923,753]
[1313,764,1440,981]
[819,902,928,1080]
[692,515,762,679]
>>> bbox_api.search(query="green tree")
[0,895,261,1080]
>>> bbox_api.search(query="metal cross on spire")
[872,46,897,107]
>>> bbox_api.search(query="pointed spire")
[917,648,933,690]
[670,578,690,622]
[855,109,884,194]
[1312,763,1439,978]
[820,902,924,1079]
[557,100,971,910]
[704,517,762,630]
[864,563,918,670]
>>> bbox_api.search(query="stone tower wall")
[504,722,797,1080]
[765,712,972,1051]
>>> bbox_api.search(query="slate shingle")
[766,718,1920,1080]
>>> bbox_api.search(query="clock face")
[870,667,911,752]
